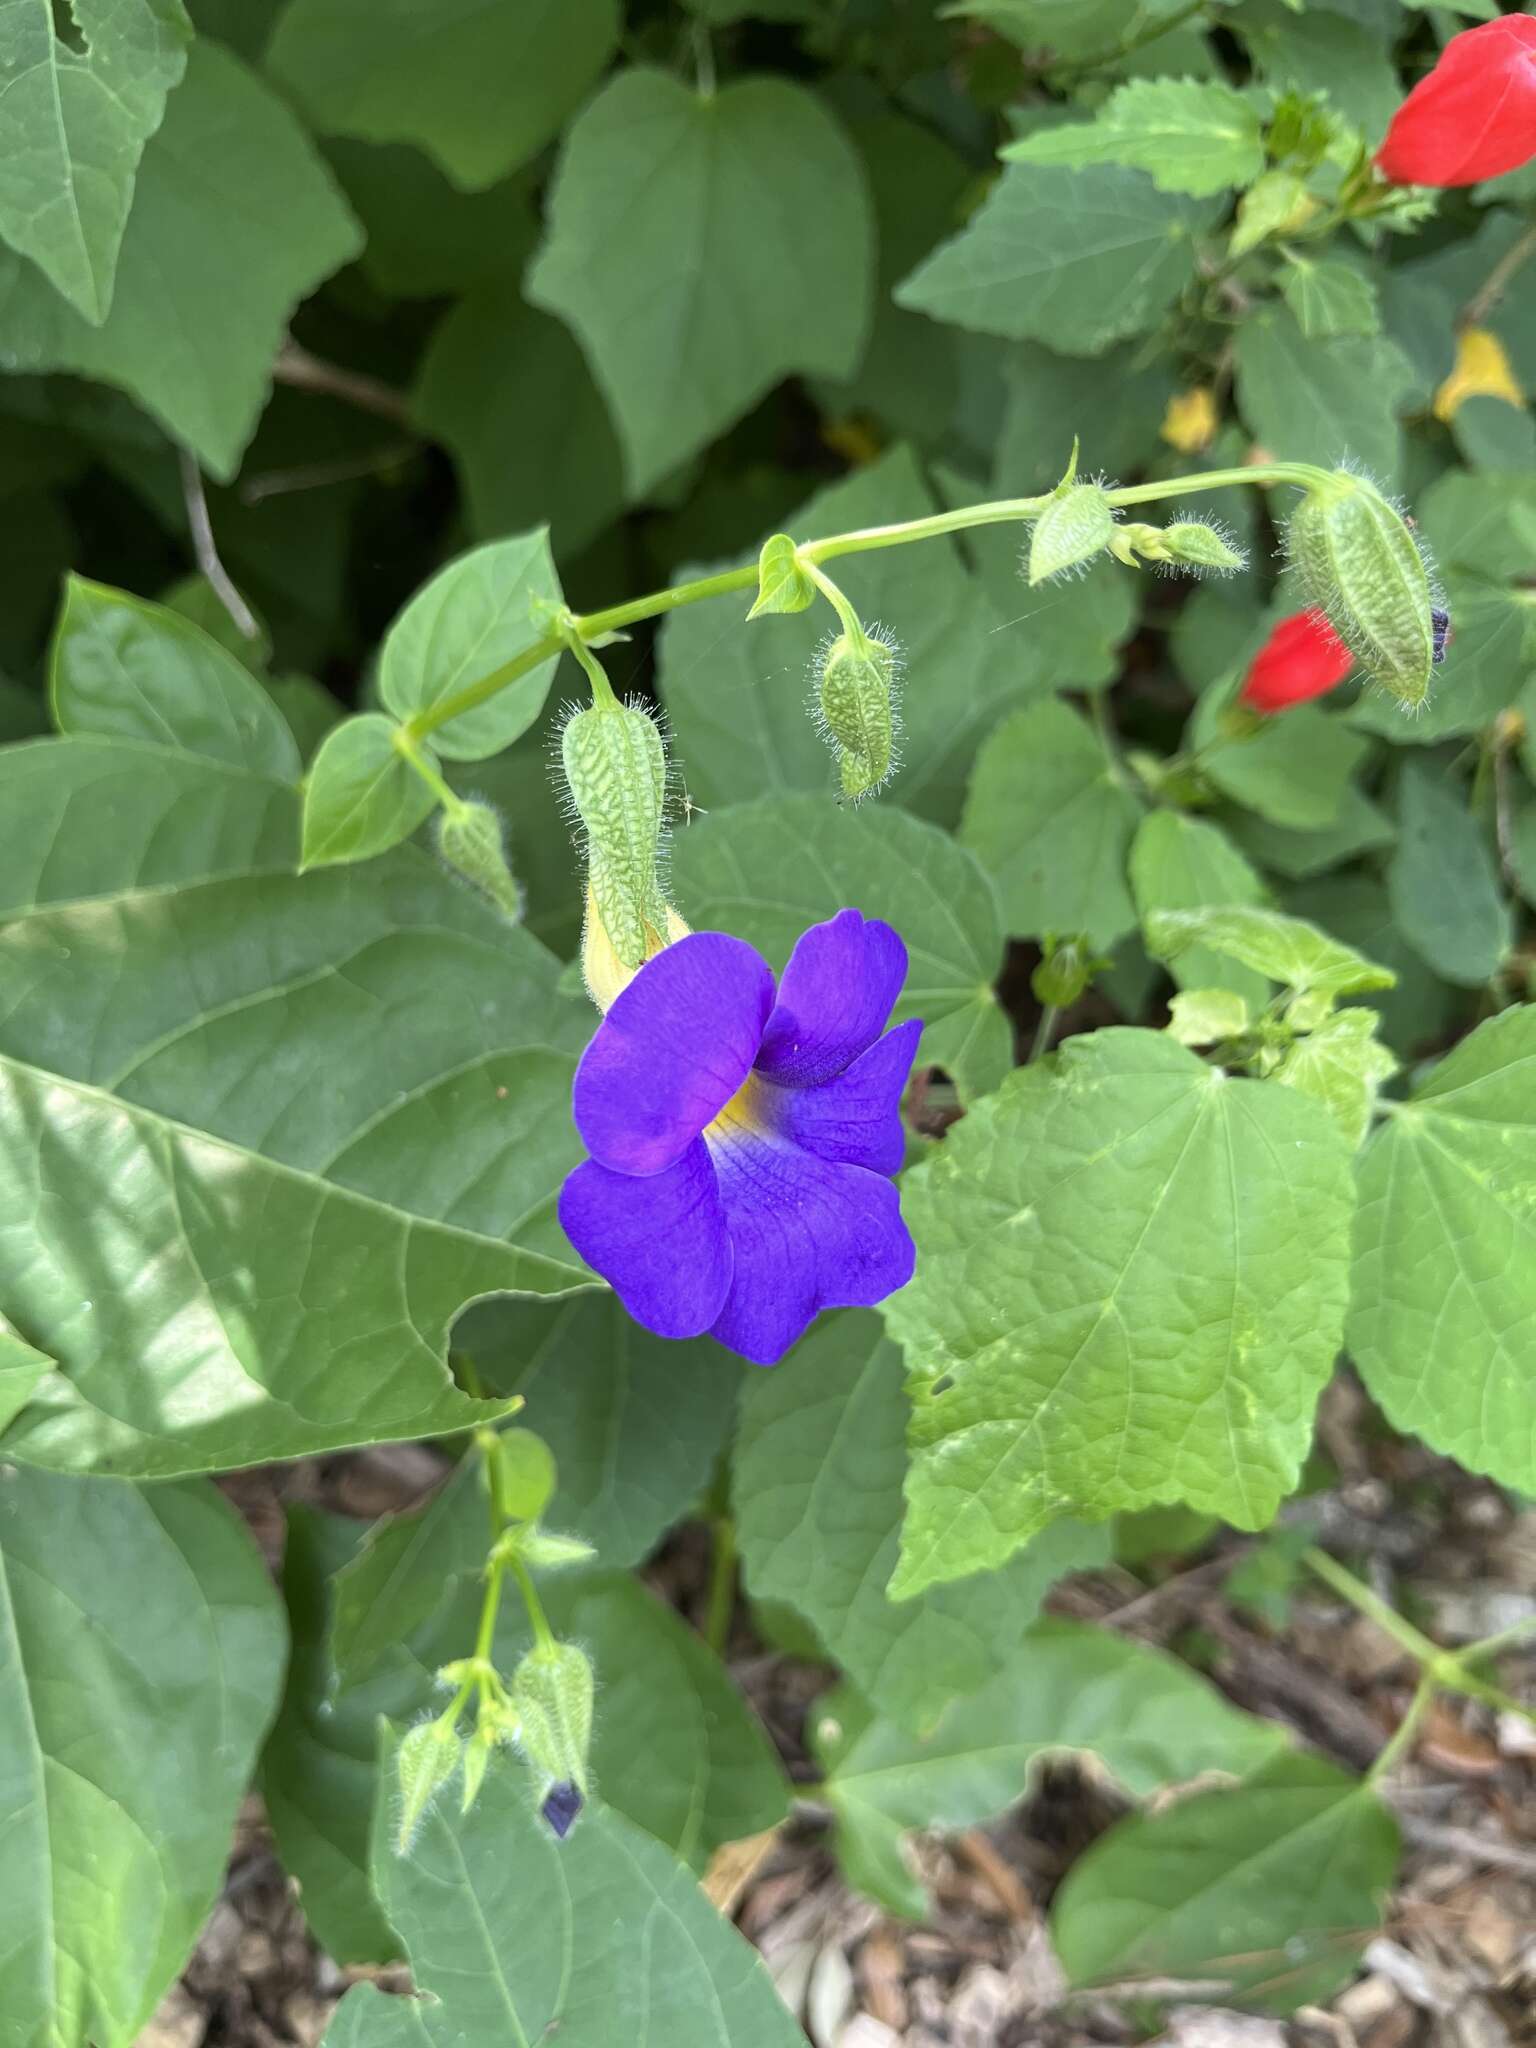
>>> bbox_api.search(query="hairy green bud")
[393,1719,462,1853]
[1162,521,1246,574]
[561,698,670,970]
[1027,485,1117,585]
[435,800,523,920]
[518,1529,598,1571]
[1109,520,1245,575]
[1031,936,1109,1009]
[1286,471,1435,710]
[511,1640,594,1796]
[494,1428,556,1522]
[816,626,898,803]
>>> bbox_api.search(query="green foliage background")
[1,1,1534,2043]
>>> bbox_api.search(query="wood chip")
[702,1827,782,1916]
[956,1827,1036,1923]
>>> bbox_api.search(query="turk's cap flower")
[1376,16,1536,189]
[1239,609,1354,715]
[558,908,921,1366]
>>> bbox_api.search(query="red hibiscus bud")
[1239,610,1354,716]
[1376,16,1536,189]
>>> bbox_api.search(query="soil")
[137,1382,1536,2048]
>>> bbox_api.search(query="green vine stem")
[399,463,1328,748]
[1304,1546,1536,1733]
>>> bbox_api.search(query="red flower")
[1240,610,1354,716]
[1376,15,1536,188]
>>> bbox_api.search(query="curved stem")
[1028,1004,1060,1064]
[403,467,1328,745]
[1367,1672,1435,1785]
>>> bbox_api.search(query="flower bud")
[495,1427,556,1521]
[1285,472,1436,710]
[518,1529,597,1571]
[1027,484,1117,585]
[460,1727,494,1814]
[511,1641,594,1808]
[1031,937,1107,1009]
[435,800,523,920]
[1162,521,1246,574]
[562,697,672,973]
[816,626,898,803]
[393,1719,462,1853]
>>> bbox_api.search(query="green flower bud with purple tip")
[511,1640,594,1813]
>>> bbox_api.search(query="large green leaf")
[0,854,589,1474]
[809,105,972,444]
[0,736,296,919]
[735,1312,1108,1732]
[50,576,300,781]
[269,0,621,189]
[457,1292,742,1567]
[261,1510,401,1965]
[668,793,1010,1102]
[527,69,873,492]
[959,699,1140,948]
[820,1619,1285,1918]
[329,142,540,301]
[412,281,625,558]
[1129,810,1268,1006]
[377,532,565,761]
[1052,1752,1398,2011]
[886,1030,1354,1596]
[1234,307,1413,485]
[320,1744,802,2048]
[0,43,361,478]
[659,447,1060,826]
[1386,763,1511,988]
[896,163,1219,353]
[1003,79,1264,197]
[0,0,191,322]
[0,1468,286,2047]
[1350,1005,1536,1492]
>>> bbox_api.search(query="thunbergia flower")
[1376,15,1536,188]
[1239,608,1354,715]
[558,909,921,1365]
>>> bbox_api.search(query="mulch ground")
[139,1377,1536,2048]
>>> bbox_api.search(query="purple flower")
[557,909,921,1365]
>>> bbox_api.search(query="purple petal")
[704,1127,915,1365]
[558,1142,732,1339]
[572,933,775,1174]
[540,1780,583,1837]
[756,910,908,1088]
[775,1019,922,1174]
